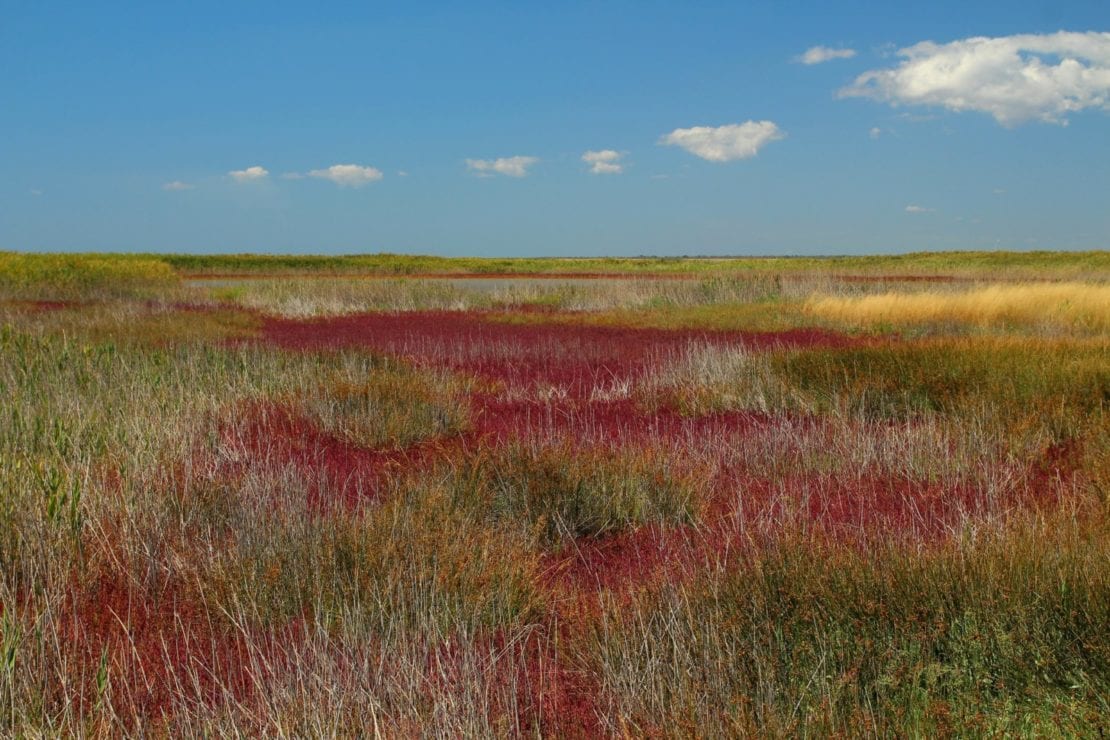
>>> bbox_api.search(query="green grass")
[470,440,707,544]
[201,472,541,634]
[293,359,473,449]
[158,249,1110,277]
[773,338,1109,418]
[0,252,180,300]
[7,249,1110,283]
[588,517,1109,737]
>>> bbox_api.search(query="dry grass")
[807,282,1110,333]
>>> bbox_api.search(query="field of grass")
[163,249,1110,278]
[0,252,1107,736]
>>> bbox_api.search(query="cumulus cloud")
[308,163,384,187]
[797,45,857,65]
[465,156,538,177]
[905,204,934,213]
[582,149,624,174]
[228,166,269,182]
[840,31,1110,125]
[162,180,194,191]
[659,121,785,162]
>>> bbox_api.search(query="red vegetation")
[255,308,1075,556]
[3,299,75,312]
[116,307,1076,735]
[187,271,699,281]
[214,401,463,508]
[260,310,855,397]
[408,628,604,737]
[63,568,253,723]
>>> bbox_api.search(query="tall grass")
[0,307,517,732]
[472,439,708,544]
[293,359,473,448]
[588,515,1108,736]
[205,274,800,318]
[0,253,180,300]
[807,282,1110,333]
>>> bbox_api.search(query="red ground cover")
[2,299,75,311]
[253,308,1072,554]
[260,310,855,397]
[118,307,1073,733]
[63,567,255,723]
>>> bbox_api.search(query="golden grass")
[806,282,1110,333]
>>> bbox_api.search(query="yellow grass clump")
[806,282,1110,332]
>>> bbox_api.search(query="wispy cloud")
[29,188,43,196]
[659,121,784,162]
[869,126,883,139]
[796,45,857,65]
[308,163,384,187]
[228,165,269,182]
[465,156,538,177]
[162,180,194,191]
[905,204,935,213]
[582,149,624,174]
[840,31,1110,125]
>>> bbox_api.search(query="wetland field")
[1,251,1108,736]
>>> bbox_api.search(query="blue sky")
[2,1,1108,256]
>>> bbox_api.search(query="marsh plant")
[0,252,1106,735]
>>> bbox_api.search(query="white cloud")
[797,45,857,65]
[582,149,624,174]
[905,204,934,213]
[228,166,269,182]
[30,188,43,196]
[308,163,384,187]
[162,180,194,191]
[840,31,1110,125]
[465,156,538,177]
[659,121,785,162]
[869,126,883,139]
